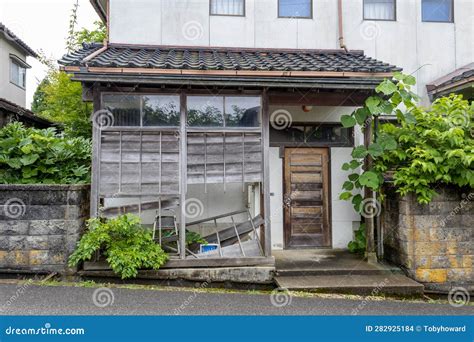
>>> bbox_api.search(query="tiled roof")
[427,63,474,91]
[0,98,54,128]
[0,22,38,58]
[60,43,401,73]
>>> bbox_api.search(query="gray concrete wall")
[383,186,473,293]
[0,185,90,275]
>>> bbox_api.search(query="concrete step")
[277,267,403,277]
[274,274,424,296]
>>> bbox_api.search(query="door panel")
[284,148,330,248]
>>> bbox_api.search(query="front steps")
[273,249,424,296]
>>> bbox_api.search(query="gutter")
[337,0,348,52]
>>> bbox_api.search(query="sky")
[0,0,99,108]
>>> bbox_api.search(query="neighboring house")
[59,0,473,269]
[0,22,53,128]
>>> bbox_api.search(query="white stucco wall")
[0,37,27,107]
[268,105,363,249]
[108,0,473,104]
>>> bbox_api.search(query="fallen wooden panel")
[202,215,264,247]
[197,239,261,258]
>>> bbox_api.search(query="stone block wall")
[383,186,473,293]
[0,185,90,275]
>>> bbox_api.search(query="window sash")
[10,59,26,88]
[187,95,262,128]
[422,0,453,22]
[364,0,396,20]
[278,0,312,18]
[210,0,245,16]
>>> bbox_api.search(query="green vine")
[340,73,474,214]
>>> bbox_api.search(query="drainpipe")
[337,0,348,52]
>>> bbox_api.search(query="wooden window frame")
[270,122,355,148]
[9,55,28,90]
[278,0,313,19]
[363,0,397,21]
[186,94,262,130]
[421,0,454,23]
[209,0,246,17]
[101,92,182,129]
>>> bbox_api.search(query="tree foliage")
[32,2,107,138]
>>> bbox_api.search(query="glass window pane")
[103,95,141,127]
[364,0,395,20]
[10,60,20,86]
[305,125,352,145]
[19,66,26,88]
[187,96,224,127]
[143,95,180,126]
[279,0,312,18]
[422,0,453,22]
[210,0,244,15]
[270,125,305,143]
[225,96,261,127]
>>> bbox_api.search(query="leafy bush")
[348,224,366,254]
[69,214,169,279]
[375,94,473,203]
[340,74,473,208]
[0,123,91,184]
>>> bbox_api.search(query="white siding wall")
[0,38,27,107]
[268,106,362,249]
[109,0,473,104]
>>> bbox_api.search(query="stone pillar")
[383,185,473,293]
[0,185,90,275]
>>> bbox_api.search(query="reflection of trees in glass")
[187,105,224,127]
[225,105,260,127]
[143,97,180,126]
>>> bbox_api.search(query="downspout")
[337,0,348,52]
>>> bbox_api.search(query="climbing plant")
[339,73,474,214]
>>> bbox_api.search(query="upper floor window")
[210,0,245,16]
[278,0,312,18]
[422,0,453,22]
[363,0,396,21]
[10,56,27,89]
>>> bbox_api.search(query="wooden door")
[284,148,330,248]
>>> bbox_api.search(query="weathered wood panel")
[187,132,263,185]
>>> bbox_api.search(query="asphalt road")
[0,283,472,316]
